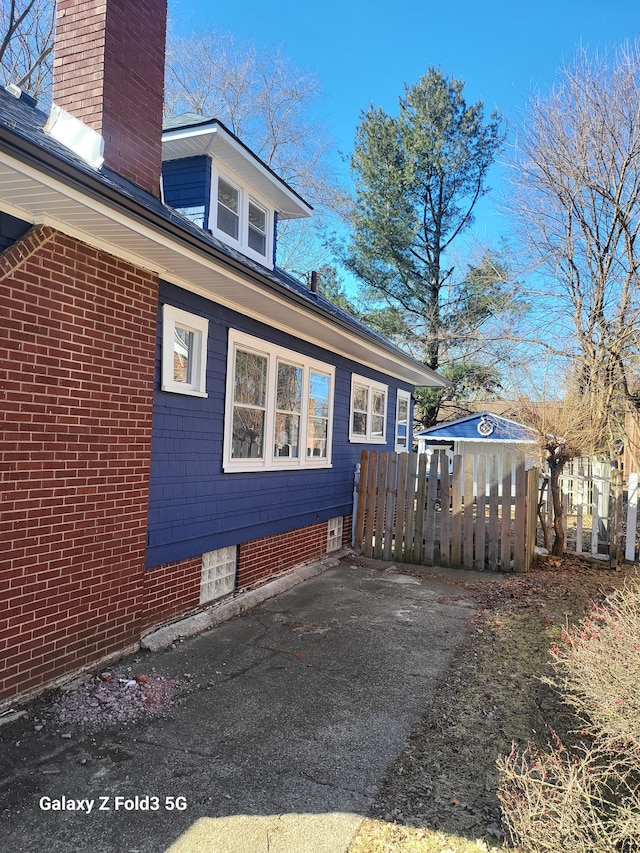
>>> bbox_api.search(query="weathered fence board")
[626,472,639,562]
[383,452,397,561]
[439,461,450,566]
[451,454,463,569]
[500,453,512,569]
[463,454,474,569]
[424,452,439,564]
[487,455,500,570]
[355,450,537,571]
[363,450,377,558]
[514,453,526,572]
[526,462,539,569]
[476,454,487,570]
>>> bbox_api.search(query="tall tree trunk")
[538,477,551,552]
[548,459,565,556]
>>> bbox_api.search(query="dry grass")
[346,554,633,853]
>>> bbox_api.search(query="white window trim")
[349,374,388,444]
[223,329,334,472]
[210,167,274,268]
[395,389,412,453]
[161,304,209,397]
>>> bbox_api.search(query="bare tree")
[0,0,54,99]
[518,389,604,555]
[510,43,640,445]
[165,27,347,271]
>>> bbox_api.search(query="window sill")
[349,435,386,444]
[161,384,208,398]
[211,227,274,270]
[223,460,332,473]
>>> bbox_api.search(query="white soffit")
[0,152,447,389]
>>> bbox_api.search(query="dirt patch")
[347,554,635,851]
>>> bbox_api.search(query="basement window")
[327,517,343,552]
[200,546,237,604]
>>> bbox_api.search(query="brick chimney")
[52,0,167,197]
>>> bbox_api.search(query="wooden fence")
[354,449,539,572]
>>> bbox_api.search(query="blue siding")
[161,156,211,228]
[272,211,278,267]
[415,414,535,442]
[0,211,30,251]
[147,282,414,566]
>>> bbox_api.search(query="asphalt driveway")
[0,559,477,853]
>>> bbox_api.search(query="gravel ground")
[21,668,181,736]
[348,554,635,852]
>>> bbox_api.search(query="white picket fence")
[555,458,612,558]
[625,472,638,561]
[549,457,637,565]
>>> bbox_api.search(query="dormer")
[161,115,313,269]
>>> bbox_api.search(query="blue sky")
[171,0,640,245]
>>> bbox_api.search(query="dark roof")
[0,86,413,362]
[162,113,213,131]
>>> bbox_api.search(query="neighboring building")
[415,412,539,482]
[0,0,447,705]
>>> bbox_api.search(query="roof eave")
[162,120,313,220]
[0,129,447,389]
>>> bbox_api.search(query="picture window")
[225,330,334,471]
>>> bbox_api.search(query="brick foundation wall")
[237,520,331,590]
[140,516,351,637]
[342,515,352,548]
[0,226,157,704]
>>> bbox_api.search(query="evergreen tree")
[346,68,505,425]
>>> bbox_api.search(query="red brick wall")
[0,226,157,704]
[140,516,350,635]
[141,557,201,633]
[342,515,352,547]
[237,520,331,590]
[52,0,167,196]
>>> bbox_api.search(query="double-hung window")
[248,200,267,255]
[349,374,388,443]
[212,171,272,266]
[395,389,411,452]
[161,305,209,397]
[217,177,240,240]
[225,330,334,471]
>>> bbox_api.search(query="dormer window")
[162,116,313,271]
[217,177,240,239]
[212,170,272,265]
[248,200,267,255]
